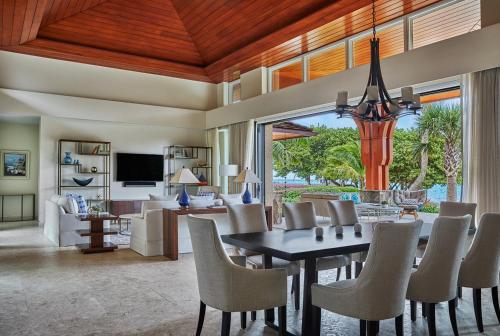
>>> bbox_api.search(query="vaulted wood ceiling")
[0,0,441,83]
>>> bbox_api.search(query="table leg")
[264,254,275,323]
[302,258,318,335]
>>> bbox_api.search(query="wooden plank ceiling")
[0,0,441,83]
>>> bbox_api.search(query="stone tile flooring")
[0,226,498,335]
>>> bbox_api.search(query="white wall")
[0,51,217,111]
[0,119,39,219]
[206,22,500,128]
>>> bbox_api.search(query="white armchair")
[44,195,110,247]
[130,200,178,256]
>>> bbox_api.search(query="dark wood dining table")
[221,222,434,336]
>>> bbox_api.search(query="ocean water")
[272,178,462,203]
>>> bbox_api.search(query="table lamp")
[234,167,261,204]
[171,167,200,207]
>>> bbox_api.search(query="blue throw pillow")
[74,195,89,214]
[351,193,361,204]
[340,193,350,201]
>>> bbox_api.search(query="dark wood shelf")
[76,228,118,237]
[76,242,117,254]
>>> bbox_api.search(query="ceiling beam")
[3,38,212,82]
[1,0,49,46]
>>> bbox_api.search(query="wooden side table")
[76,214,118,254]
[162,206,273,260]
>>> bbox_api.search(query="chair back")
[357,220,423,320]
[439,201,477,229]
[328,200,358,226]
[227,203,268,255]
[283,202,316,230]
[459,213,500,288]
[410,215,471,302]
[187,215,234,309]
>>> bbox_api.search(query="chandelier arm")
[373,39,394,105]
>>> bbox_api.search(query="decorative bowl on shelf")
[73,177,93,186]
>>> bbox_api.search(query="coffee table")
[75,213,118,253]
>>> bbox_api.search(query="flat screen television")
[116,153,163,182]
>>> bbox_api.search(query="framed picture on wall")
[1,150,30,179]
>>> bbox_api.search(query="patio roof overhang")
[272,122,317,141]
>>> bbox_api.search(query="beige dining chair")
[328,200,367,277]
[458,212,500,333]
[283,201,352,281]
[227,203,300,313]
[187,215,288,336]
[406,215,471,336]
[312,220,423,336]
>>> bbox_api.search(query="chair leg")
[367,321,379,336]
[427,303,436,336]
[360,320,367,336]
[422,302,427,318]
[355,262,363,278]
[346,264,352,279]
[336,267,342,281]
[221,312,231,336]
[492,286,500,324]
[251,311,256,321]
[395,314,403,336]
[293,273,300,310]
[473,288,484,332]
[311,305,321,336]
[278,305,287,336]
[196,301,206,336]
[448,299,459,336]
[240,312,246,329]
[458,286,462,299]
[291,275,295,294]
[410,300,416,322]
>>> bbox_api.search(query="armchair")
[393,189,427,219]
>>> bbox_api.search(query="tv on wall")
[116,153,164,182]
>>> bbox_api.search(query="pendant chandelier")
[333,0,422,122]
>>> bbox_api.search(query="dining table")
[220,222,434,336]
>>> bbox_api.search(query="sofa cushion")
[149,194,178,201]
[66,198,79,214]
[190,199,215,208]
[196,191,216,199]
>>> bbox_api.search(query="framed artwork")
[1,150,30,179]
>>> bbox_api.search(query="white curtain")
[463,67,500,216]
[228,119,255,193]
[207,128,220,187]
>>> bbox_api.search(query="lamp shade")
[234,168,261,184]
[171,167,199,184]
[219,164,239,177]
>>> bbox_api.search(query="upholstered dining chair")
[227,203,300,314]
[187,215,288,336]
[283,202,352,283]
[406,215,471,336]
[458,212,500,333]
[328,200,367,277]
[312,220,423,336]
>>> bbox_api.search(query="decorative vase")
[335,225,344,235]
[315,226,324,238]
[63,152,72,164]
[178,184,190,208]
[91,167,98,173]
[242,183,252,204]
[354,223,363,234]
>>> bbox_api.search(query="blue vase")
[178,185,190,207]
[63,152,72,164]
[242,183,252,204]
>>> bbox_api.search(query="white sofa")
[130,200,232,257]
[44,195,110,247]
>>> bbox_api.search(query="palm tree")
[415,103,462,201]
[321,141,365,188]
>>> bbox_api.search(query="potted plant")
[381,200,389,208]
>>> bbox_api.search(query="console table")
[76,214,118,254]
[162,206,273,260]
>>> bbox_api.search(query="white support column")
[216,82,229,107]
[240,67,268,100]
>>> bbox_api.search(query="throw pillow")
[196,191,216,199]
[401,198,418,205]
[66,197,79,214]
[74,195,89,214]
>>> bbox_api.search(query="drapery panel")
[207,127,220,187]
[463,67,500,216]
[228,120,255,193]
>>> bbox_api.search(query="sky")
[293,112,419,130]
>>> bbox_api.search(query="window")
[229,80,241,104]
[271,59,303,91]
[307,43,346,80]
[411,0,481,49]
[352,21,404,67]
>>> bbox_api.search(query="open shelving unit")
[57,139,111,210]
[164,145,212,196]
